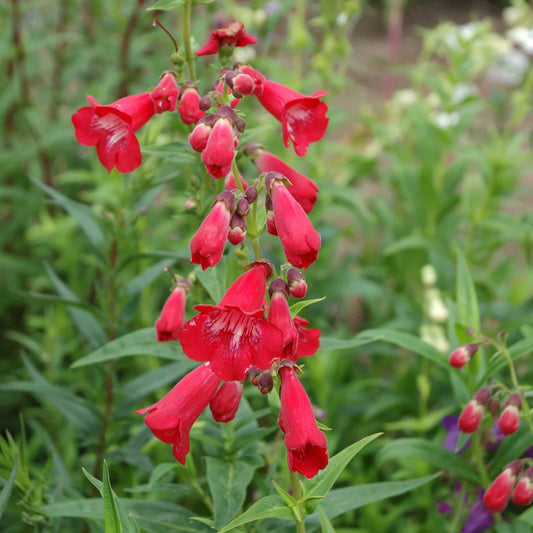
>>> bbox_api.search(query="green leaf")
[346,329,449,369]
[289,297,326,318]
[319,334,383,352]
[306,474,440,531]
[146,0,186,12]
[206,457,256,529]
[317,506,335,533]
[218,495,293,533]
[44,261,107,350]
[307,433,383,500]
[71,328,182,368]
[0,454,18,519]
[455,246,480,337]
[29,176,106,255]
[126,258,176,296]
[489,426,533,475]
[483,336,533,381]
[378,438,479,483]
[102,461,123,533]
[194,264,225,304]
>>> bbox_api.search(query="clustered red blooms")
[458,387,523,437]
[71,21,330,477]
[483,461,533,513]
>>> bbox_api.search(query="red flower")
[201,117,235,178]
[513,466,533,506]
[189,121,213,153]
[196,21,257,56]
[256,80,328,156]
[72,93,154,173]
[72,75,178,173]
[178,83,205,125]
[268,175,321,269]
[458,388,490,433]
[137,363,221,464]
[294,316,321,358]
[177,261,284,381]
[497,393,522,436]
[210,381,243,422]
[268,279,298,358]
[255,150,319,213]
[150,72,179,114]
[155,282,189,342]
[190,191,234,270]
[279,366,328,478]
[483,460,522,513]
[449,343,478,369]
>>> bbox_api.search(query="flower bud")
[483,460,522,513]
[189,122,212,152]
[232,73,255,96]
[155,281,189,342]
[178,82,205,125]
[512,466,533,506]
[498,393,522,436]
[258,371,273,394]
[228,213,246,245]
[458,387,490,433]
[236,197,249,217]
[287,268,307,299]
[209,381,243,422]
[199,95,213,111]
[449,343,479,369]
[244,180,258,203]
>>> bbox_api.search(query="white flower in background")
[451,83,478,104]
[434,111,460,130]
[421,264,437,287]
[485,49,530,87]
[394,89,417,106]
[508,26,533,55]
[428,296,449,324]
[420,324,450,354]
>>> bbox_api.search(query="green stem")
[183,0,196,81]
[472,431,491,488]
[486,338,533,437]
[290,470,305,533]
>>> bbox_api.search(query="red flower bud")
[498,393,522,436]
[458,388,490,433]
[178,83,205,125]
[155,282,188,342]
[449,343,478,369]
[201,117,236,178]
[287,268,307,299]
[483,460,522,513]
[513,466,533,506]
[209,381,243,422]
[189,122,212,152]
[228,213,246,245]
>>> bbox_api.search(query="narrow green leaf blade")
[147,1,186,13]
[217,495,293,533]
[0,455,18,519]
[455,247,480,336]
[206,457,256,529]
[102,462,122,533]
[307,433,383,499]
[378,438,479,483]
[71,328,182,368]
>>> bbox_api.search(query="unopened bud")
[449,343,478,369]
[458,387,490,433]
[487,397,501,417]
[199,95,212,111]
[498,393,522,436]
[228,213,246,245]
[258,371,273,394]
[287,268,307,299]
[269,278,289,298]
[244,180,259,203]
[189,122,212,152]
[248,367,261,386]
[236,197,249,217]
[513,466,533,506]
[232,73,255,96]
[484,460,522,513]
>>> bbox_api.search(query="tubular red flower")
[279,366,328,478]
[196,21,257,56]
[155,284,188,342]
[268,281,298,358]
[483,461,522,513]
[190,192,234,270]
[72,93,155,173]
[458,388,490,433]
[269,178,321,269]
[513,466,533,506]
[177,262,284,381]
[137,363,221,464]
[178,84,205,125]
[150,73,179,113]
[294,316,321,358]
[498,393,522,436]
[201,117,235,178]
[210,381,243,422]
[449,343,478,369]
[256,80,328,156]
[255,150,319,213]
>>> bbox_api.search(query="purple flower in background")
[461,489,494,533]
[442,415,471,454]
[484,420,505,451]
